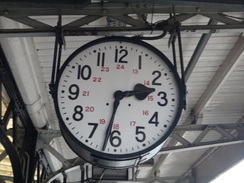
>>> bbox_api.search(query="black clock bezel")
[54,36,184,167]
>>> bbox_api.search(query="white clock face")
[56,37,183,158]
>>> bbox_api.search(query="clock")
[54,36,183,169]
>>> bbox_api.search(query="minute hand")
[102,84,155,151]
[102,91,124,151]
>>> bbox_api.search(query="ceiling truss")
[1,1,244,183]
[0,1,243,38]
[28,122,244,182]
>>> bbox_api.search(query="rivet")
[4,10,9,15]
[196,7,201,12]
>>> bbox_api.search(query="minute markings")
[55,38,182,162]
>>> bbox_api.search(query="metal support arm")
[159,123,244,154]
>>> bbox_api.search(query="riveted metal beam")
[0,125,23,183]
[0,1,243,15]
[0,45,38,183]
[0,23,243,38]
[184,19,218,82]
[157,123,244,155]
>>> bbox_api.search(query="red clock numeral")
[144,80,150,86]
[116,64,125,69]
[142,110,149,116]
[130,121,136,126]
[99,119,106,124]
[82,91,90,96]
[101,67,109,72]
[147,95,154,101]
[93,77,102,82]
[85,106,95,112]
[113,124,120,129]
[132,69,139,74]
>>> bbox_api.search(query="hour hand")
[124,83,155,100]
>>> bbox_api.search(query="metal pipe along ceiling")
[0,16,51,128]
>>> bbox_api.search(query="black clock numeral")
[158,91,168,106]
[77,65,92,80]
[68,84,79,100]
[97,52,105,67]
[115,49,128,63]
[88,123,98,138]
[73,105,84,121]
[135,126,146,142]
[152,70,162,86]
[110,130,122,147]
[148,112,159,127]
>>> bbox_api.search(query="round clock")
[54,36,183,169]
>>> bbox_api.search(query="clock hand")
[124,83,155,100]
[102,91,124,151]
[102,84,155,151]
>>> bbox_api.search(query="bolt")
[102,9,107,14]
[196,7,201,12]
[4,10,9,15]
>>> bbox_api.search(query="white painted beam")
[194,142,244,183]
[194,35,244,118]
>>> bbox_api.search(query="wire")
[133,20,168,40]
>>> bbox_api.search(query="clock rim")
[53,36,184,162]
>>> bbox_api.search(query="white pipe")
[0,17,51,128]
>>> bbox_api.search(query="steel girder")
[0,2,243,38]
[34,122,244,182]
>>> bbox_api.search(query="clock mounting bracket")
[48,15,187,110]
[49,14,66,98]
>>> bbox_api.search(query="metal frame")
[1,1,244,182]
[29,123,244,182]
[0,2,243,38]
[32,122,244,182]
[0,46,38,183]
